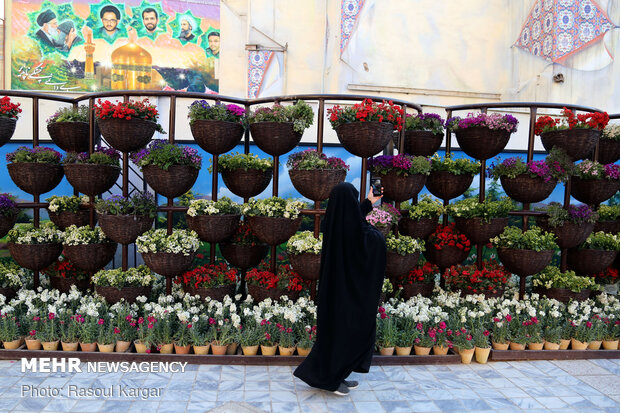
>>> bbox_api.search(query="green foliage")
[47,106,89,124]
[63,225,111,246]
[385,234,425,255]
[92,265,156,288]
[187,197,241,217]
[248,101,314,134]
[532,266,600,293]
[95,192,157,218]
[400,195,444,220]
[576,231,620,251]
[214,152,273,172]
[47,195,88,214]
[490,226,558,251]
[242,197,306,219]
[7,222,63,244]
[430,154,480,175]
[188,101,246,125]
[598,205,620,221]
[447,197,514,223]
[6,146,62,164]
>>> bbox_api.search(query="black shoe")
[343,379,359,389]
[332,382,350,396]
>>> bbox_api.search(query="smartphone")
[371,177,382,196]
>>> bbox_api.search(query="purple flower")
[0,194,18,217]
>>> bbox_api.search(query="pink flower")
[483,330,490,336]
[187,324,192,329]
[209,318,216,325]
[416,323,423,331]
[505,314,512,322]
[439,321,447,330]
[148,323,154,329]
[29,330,36,336]
[125,315,132,321]
[113,327,120,334]
[586,321,592,328]
[48,313,55,320]
[380,313,387,319]
[98,319,104,325]
[378,307,385,313]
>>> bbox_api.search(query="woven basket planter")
[423,244,469,269]
[497,248,554,276]
[98,214,154,245]
[455,127,511,160]
[336,121,394,158]
[381,171,427,202]
[426,171,474,200]
[186,214,241,243]
[540,129,600,161]
[403,130,443,157]
[95,285,151,304]
[49,276,91,294]
[190,120,244,155]
[97,118,156,152]
[220,243,269,270]
[142,164,199,199]
[247,216,302,246]
[142,251,196,277]
[7,163,64,195]
[571,177,620,205]
[597,139,620,165]
[0,287,17,301]
[375,225,392,238]
[250,122,303,156]
[8,243,62,271]
[567,249,618,275]
[289,169,347,201]
[398,217,437,239]
[0,214,18,239]
[49,210,92,231]
[0,117,17,147]
[533,287,590,303]
[182,283,236,301]
[537,218,594,249]
[594,220,620,234]
[63,242,117,273]
[400,282,434,299]
[289,252,321,281]
[64,164,120,195]
[454,217,509,245]
[47,121,90,152]
[386,251,420,279]
[500,174,557,204]
[247,284,299,303]
[221,168,272,198]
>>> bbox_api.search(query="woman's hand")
[367,187,383,205]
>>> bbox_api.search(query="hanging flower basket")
[403,130,443,157]
[426,171,474,200]
[454,217,509,245]
[98,214,154,245]
[49,275,91,294]
[8,243,62,271]
[47,121,90,153]
[500,174,557,204]
[540,129,600,161]
[567,249,618,275]
[7,163,64,195]
[183,283,236,302]
[537,219,594,249]
[400,282,434,299]
[289,252,321,281]
[186,214,241,243]
[533,287,590,303]
[0,214,18,239]
[336,122,394,158]
[398,217,437,239]
[221,168,272,198]
[381,171,427,202]
[190,120,244,155]
[48,210,92,231]
[63,164,120,195]
[142,164,199,199]
[63,243,117,273]
[289,169,347,201]
[423,244,469,269]
[247,284,299,303]
[455,127,511,160]
[594,220,620,234]
[597,139,620,164]
[97,118,156,152]
[249,122,302,156]
[220,243,269,270]
[95,285,151,305]
[386,251,420,279]
[142,251,196,277]
[571,177,620,205]
[0,118,17,147]
[247,216,303,246]
[496,248,554,276]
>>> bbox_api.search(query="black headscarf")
[294,182,386,391]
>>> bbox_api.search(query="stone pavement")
[0,358,618,412]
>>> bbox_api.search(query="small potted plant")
[46,105,91,152]
[491,226,557,278]
[6,146,63,195]
[219,222,269,270]
[602,316,620,350]
[186,197,242,243]
[536,203,597,249]
[215,152,273,198]
[97,320,116,353]
[295,324,316,357]
[567,232,620,275]
[173,321,193,354]
[77,315,99,352]
[47,195,91,230]
[452,328,475,363]
[570,319,594,350]
[92,265,155,304]
[587,316,606,350]
[449,197,513,244]
[385,233,425,280]
[7,223,63,271]
[134,316,156,354]
[443,261,509,298]
[367,154,431,202]
[448,112,519,160]
[0,312,23,350]
[490,315,511,350]
[286,231,322,281]
[113,307,138,353]
[38,313,60,351]
[286,149,349,201]
[399,195,444,239]
[277,324,296,356]
[571,160,620,205]
[0,96,21,146]
[366,204,401,237]
[426,155,480,200]
[188,100,246,155]
[131,139,202,199]
[328,98,404,158]
[376,307,396,355]
[542,325,563,351]
[58,313,80,351]
[473,328,491,363]
[248,100,314,156]
[532,265,600,302]
[152,315,175,354]
[259,319,278,355]
[242,197,306,245]
[62,225,117,273]
[393,322,415,356]
[44,256,91,293]
[424,223,471,269]
[136,228,200,277]
[391,262,438,299]
[598,123,620,164]
[210,319,235,355]
[62,147,121,195]
[239,324,262,356]
[535,107,609,161]
[189,318,210,355]
[0,194,19,238]
[402,112,445,156]
[95,192,156,245]
[595,205,620,234]
[177,261,238,301]
[0,261,27,300]
[246,263,305,302]
[413,324,434,355]
[94,98,164,152]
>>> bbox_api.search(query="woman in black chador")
[294,182,386,396]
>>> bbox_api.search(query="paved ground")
[0,358,618,412]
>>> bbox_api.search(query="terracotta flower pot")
[571,338,589,350]
[559,339,571,350]
[42,340,60,351]
[174,344,191,354]
[186,214,241,243]
[540,128,600,161]
[134,341,149,353]
[278,346,295,356]
[603,340,619,350]
[459,347,475,364]
[221,168,272,198]
[454,127,510,160]
[398,217,437,239]
[528,342,544,350]
[492,342,509,350]
[433,345,449,355]
[115,340,131,353]
[142,164,199,199]
[289,169,347,202]
[567,248,618,275]
[97,343,115,353]
[544,341,560,350]
[3,338,22,350]
[588,340,602,350]
[25,338,41,350]
[379,346,395,356]
[211,343,228,355]
[537,218,594,250]
[79,342,97,352]
[61,341,79,351]
[381,171,427,202]
[158,343,174,354]
[413,345,431,355]
[297,347,312,356]
[260,345,277,356]
[336,121,394,158]
[509,342,525,350]
[193,344,210,355]
[242,345,259,356]
[395,346,412,356]
[190,119,244,155]
[426,171,474,201]
[403,130,443,157]
[250,122,302,156]
[226,342,238,355]
[475,347,491,364]
[500,174,556,204]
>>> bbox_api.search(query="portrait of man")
[142,8,159,34]
[35,9,77,52]
[206,31,220,58]
[98,5,121,39]
[178,18,195,42]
